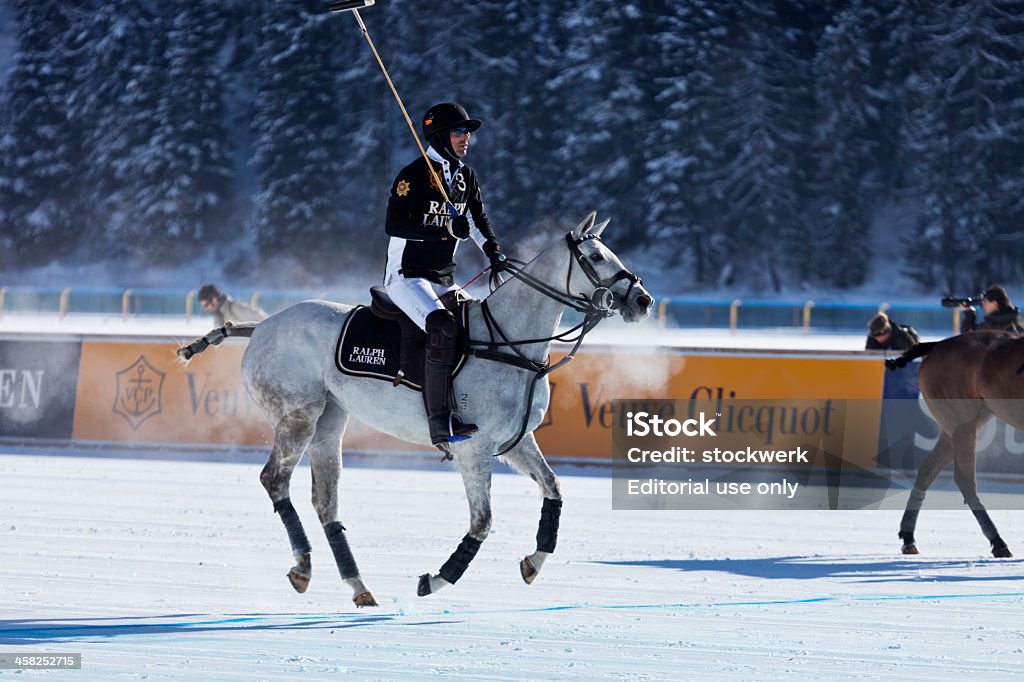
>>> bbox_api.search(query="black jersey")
[384,148,497,286]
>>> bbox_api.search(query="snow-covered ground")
[2,452,1022,680]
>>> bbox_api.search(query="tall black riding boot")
[424,310,477,446]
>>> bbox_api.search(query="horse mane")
[884,341,937,371]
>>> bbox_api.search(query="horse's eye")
[589,253,605,263]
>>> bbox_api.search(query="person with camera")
[960,285,1024,334]
[866,312,919,350]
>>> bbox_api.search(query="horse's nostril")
[637,295,652,307]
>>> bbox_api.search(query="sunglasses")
[450,127,473,137]
[872,330,890,338]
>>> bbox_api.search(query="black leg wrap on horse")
[899,508,919,536]
[273,498,312,557]
[971,508,1000,542]
[536,498,563,553]
[439,534,482,585]
[324,521,360,579]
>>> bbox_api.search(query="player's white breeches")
[385,276,458,332]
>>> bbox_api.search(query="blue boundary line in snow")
[4,592,1023,642]
[478,590,1024,613]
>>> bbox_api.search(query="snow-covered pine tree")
[646,1,733,286]
[76,0,172,262]
[546,0,664,247]
[146,0,237,260]
[901,0,1024,292]
[440,0,566,240]
[250,0,347,278]
[0,0,84,267]
[697,0,815,292]
[328,1,389,250]
[811,0,877,288]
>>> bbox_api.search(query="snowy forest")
[1,0,1023,294]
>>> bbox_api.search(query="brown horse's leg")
[899,433,955,554]
[949,425,1013,558]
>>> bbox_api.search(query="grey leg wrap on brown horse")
[439,534,483,584]
[273,498,312,556]
[536,498,562,553]
[324,521,360,580]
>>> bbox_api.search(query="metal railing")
[653,297,962,334]
[0,286,967,334]
[0,286,367,322]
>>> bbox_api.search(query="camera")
[941,295,982,308]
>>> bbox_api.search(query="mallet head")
[329,0,374,12]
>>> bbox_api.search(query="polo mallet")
[329,0,459,238]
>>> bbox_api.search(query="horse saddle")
[334,286,470,390]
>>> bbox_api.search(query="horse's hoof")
[520,556,539,584]
[417,574,432,597]
[288,568,311,593]
[992,544,1013,558]
[353,591,379,607]
[901,544,919,555]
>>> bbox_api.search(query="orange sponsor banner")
[535,348,885,461]
[70,339,432,452]
[70,339,884,461]
[73,340,271,445]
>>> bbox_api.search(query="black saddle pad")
[335,305,469,391]
[335,306,424,389]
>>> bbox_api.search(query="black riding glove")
[451,214,471,239]
[483,240,507,273]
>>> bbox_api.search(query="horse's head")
[565,212,654,323]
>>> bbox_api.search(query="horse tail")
[884,341,937,371]
[177,322,259,362]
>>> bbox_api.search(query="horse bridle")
[564,232,644,314]
[467,231,644,456]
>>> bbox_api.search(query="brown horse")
[886,331,1018,557]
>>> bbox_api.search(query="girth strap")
[468,347,550,372]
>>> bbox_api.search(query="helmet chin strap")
[429,134,461,164]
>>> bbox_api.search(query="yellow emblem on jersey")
[395,180,410,197]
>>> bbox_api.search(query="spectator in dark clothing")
[866,312,920,350]
[961,285,1024,334]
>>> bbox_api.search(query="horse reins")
[466,232,643,456]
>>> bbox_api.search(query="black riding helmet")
[422,102,481,162]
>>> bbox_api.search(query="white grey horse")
[179,213,653,606]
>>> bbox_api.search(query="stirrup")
[432,415,477,446]
[449,415,478,440]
